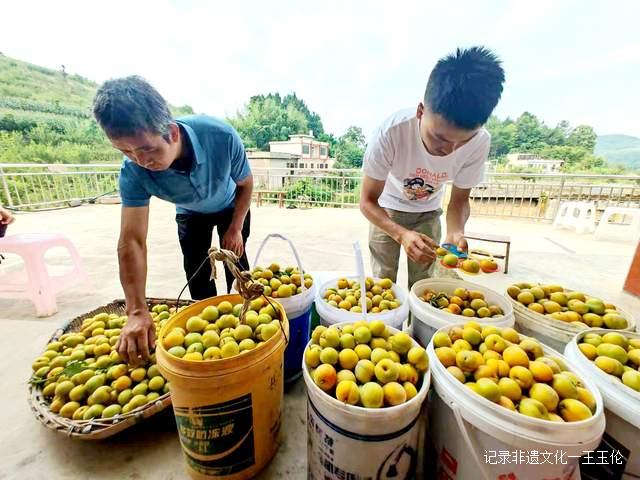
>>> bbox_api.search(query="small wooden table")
[464,232,512,274]
[254,190,285,208]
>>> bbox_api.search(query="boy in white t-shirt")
[360,46,505,288]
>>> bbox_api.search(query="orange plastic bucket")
[156,294,289,480]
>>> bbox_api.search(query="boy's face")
[109,123,181,171]
[416,103,479,156]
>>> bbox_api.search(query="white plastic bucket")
[252,233,317,318]
[409,278,514,347]
[303,322,430,479]
[252,233,317,383]
[427,322,606,480]
[509,290,637,353]
[315,276,409,330]
[314,242,409,330]
[565,328,640,478]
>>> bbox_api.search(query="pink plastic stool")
[0,233,90,316]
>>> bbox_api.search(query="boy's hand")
[445,232,468,252]
[399,230,437,265]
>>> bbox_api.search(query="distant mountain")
[595,134,640,169]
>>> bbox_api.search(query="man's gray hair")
[93,76,173,139]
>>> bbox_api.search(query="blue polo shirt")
[118,115,251,214]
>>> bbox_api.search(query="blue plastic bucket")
[251,233,316,384]
[284,306,312,383]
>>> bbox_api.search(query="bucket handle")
[252,233,308,293]
[450,403,492,480]
[352,241,368,321]
[175,247,289,346]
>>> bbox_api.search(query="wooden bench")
[254,190,285,208]
[464,232,511,274]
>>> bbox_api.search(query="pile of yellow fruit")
[163,297,282,361]
[507,282,629,329]
[304,321,428,408]
[419,287,504,318]
[578,332,640,392]
[435,247,498,274]
[323,277,401,313]
[248,264,313,299]
[433,322,597,422]
[31,304,172,421]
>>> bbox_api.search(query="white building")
[268,132,336,169]
[247,132,338,189]
[507,153,564,173]
[246,151,299,171]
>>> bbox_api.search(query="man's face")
[110,123,180,171]
[416,103,479,156]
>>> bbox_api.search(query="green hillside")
[0,55,96,108]
[595,134,640,169]
[0,53,193,165]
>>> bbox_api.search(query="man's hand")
[445,231,468,252]
[399,230,437,264]
[116,310,156,365]
[0,207,14,225]
[222,227,244,257]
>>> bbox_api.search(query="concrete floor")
[1,200,638,480]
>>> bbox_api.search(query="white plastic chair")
[553,201,597,234]
[595,207,640,242]
[0,233,90,316]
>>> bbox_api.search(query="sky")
[1,0,639,138]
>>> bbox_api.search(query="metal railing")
[252,168,361,208]
[2,164,639,222]
[468,173,640,221]
[0,163,120,208]
[252,168,640,221]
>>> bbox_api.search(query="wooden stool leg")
[504,242,511,274]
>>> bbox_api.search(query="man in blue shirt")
[93,76,253,364]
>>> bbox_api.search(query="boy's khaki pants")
[369,208,442,290]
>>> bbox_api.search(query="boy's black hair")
[93,76,173,139]
[424,46,505,130]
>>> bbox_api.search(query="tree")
[228,93,368,166]
[282,93,325,136]
[514,112,546,152]
[341,126,366,148]
[333,126,367,168]
[484,111,614,173]
[543,122,568,147]
[229,92,326,150]
[538,145,590,166]
[228,95,308,150]
[486,116,516,158]
[568,125,597,152]
[556,120,572,138]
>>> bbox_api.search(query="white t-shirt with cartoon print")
[363,108,490,213]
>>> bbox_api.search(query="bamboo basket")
[27,297,193,440]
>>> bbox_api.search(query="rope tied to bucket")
[207,246,264,322]
[207,247,288,344]
[175,246,288,345]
